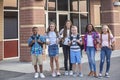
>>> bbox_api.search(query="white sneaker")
[64,71,69,76]
[98,73,102,78]
[52,72,56,77]
[40,73,45,78]
[105,73,110,78]
[69,71,73,75]
[57,72,61,76]
[34,73,39,78]
[79,73,83,77]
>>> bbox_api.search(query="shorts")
[70,50,81,64]
[31,54,43,65]
[48,44,59,57]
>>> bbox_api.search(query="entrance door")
[57,13,69,31]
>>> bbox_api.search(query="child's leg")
[50,57,54,72]
[55,56,60,72]
[34,65,38,72]
[78,63,82,73]
[39,65,43,73]
[72,63,76,73]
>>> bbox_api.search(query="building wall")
[20,0,45,62]
[0,0,4,60]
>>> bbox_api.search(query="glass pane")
[79,0,87,12]
[59,15,68,31]
[70,0,79,12]
[80,13,88,34]
[4,0,18,10]
[58,0,68,11]
[48,12,56,25]
[48,0,56,11]
[70,13,79,32]
[4,12,18,39]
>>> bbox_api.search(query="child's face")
[87,25,93,32]
[102,27,108,34]
[50,24,55,31]
[71,27,77,34]
[66,21,71,29]
[32,28,38,35]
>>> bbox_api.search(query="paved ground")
[0,50,120,80]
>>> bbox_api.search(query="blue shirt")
[28,34,46,55]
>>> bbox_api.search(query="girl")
[59,20,73,76]
[84,24,99,77]
[46,22,61,77]
[98,25,115,78]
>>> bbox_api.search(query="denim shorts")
[48,44,59,57]
[70,50,81,64]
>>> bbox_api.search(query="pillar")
[20,0,45,62]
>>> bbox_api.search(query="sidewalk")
[0,50,120,80]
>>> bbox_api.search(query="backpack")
[30,35,44,48]
[70,34,84,50]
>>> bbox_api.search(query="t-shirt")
[70,34,82,51]
[59,28,70,45]
[46,31,58,45]
[101,33,115,47]
[87,35,94,47]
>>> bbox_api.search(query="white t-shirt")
[87,35,94,47]
[59,28,70,45]
[47,31,58,45]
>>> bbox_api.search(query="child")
[46,22,61,77]
[84,24,99,77]
[28,27,45,79]
[68,26,83,77]
[98,25,115,78]
[59,20,73,75]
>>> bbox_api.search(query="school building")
[0,0,120,61]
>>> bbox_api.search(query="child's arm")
[28,37,35,47]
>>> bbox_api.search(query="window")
[58,0,68,11]
[48,0,56,11]
[4,12,18,39]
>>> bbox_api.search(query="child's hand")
[68,41,72,46]
[32,40,35,43]
[37,40,42,43]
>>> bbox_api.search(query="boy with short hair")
[68,26,83,77]
[28,27,45,79]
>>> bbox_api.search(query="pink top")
[100,33,115,47]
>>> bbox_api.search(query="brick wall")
[20,0,45,62]
[0,0,3,61]
[101,0,120,49]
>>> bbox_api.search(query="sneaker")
[98,73,102,78]
[79,73,83,77]
[52,72,56,77]
[34,73,39,78]
[73,73,77,77]
[69,71,73,76]
[57,72,61,76]
[64,71,69,76]
[105,73,110,78]
[40,73,45,78]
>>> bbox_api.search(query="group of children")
[28,20,115,79]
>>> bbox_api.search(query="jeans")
[86,46,96,72]
[99,47,112,73]
[62,45,72,71]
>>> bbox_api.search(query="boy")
[28,27,45,78]
[68,26,83,77]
